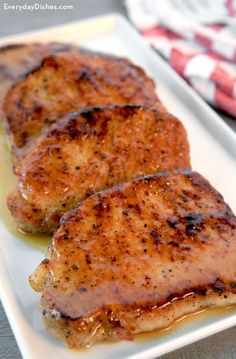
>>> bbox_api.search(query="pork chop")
[8,105,190,234]
[3,47,160,158]
[0,42,71,105]
[29,169,236,348]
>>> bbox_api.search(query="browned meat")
[3,47,160,158]
[0,42,71,105]
[8,105,190,234]
[29,169,236,348]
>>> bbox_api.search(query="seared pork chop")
[3,47,160,157]
[29,169,236,348]
[8,105,190,234]
[0,42,71,104]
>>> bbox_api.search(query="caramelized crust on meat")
[0,42,71,104]
[29,169,236,348]
[8,105,190,234]
[3,47,160,156]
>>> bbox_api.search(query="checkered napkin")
[125,0,236,117]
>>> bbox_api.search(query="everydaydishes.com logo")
[3,2,74,11]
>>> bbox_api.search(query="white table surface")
[0,1,235,358]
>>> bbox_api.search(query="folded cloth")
[125,0,236,117]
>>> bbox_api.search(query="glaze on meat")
[29,169,236,348]
[3,46,160,157]
[0,42,71,105]
[8,105,190,234]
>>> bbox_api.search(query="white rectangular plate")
[0,14,236,359]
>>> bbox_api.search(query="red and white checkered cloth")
[126,0,236,117]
